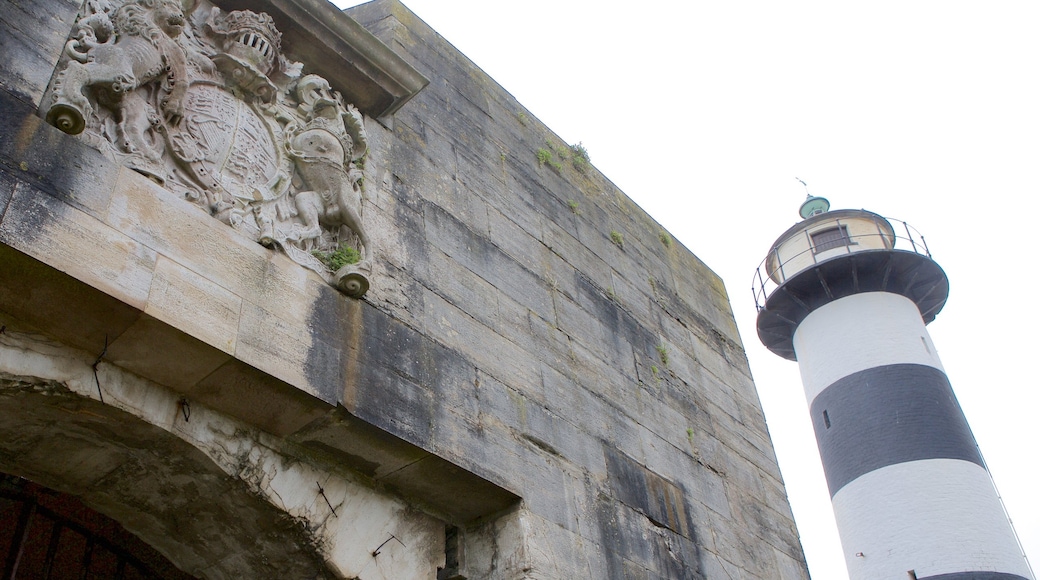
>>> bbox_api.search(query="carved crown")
[209,10,281,75]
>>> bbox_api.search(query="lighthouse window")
[811,226,852,254]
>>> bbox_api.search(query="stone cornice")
[213,0,428,117]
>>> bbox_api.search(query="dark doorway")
[0,474,197,579]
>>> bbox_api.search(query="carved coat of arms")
[44,0,373,297]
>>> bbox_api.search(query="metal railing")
[752,216,931,311]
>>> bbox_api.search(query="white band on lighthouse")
[832,458,1032,580]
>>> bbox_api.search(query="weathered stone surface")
[0,0,79,106]
[0,244,144,355]
[0,0,809,577]
[339,2,808,576]
[1,182,158,310]
[0,83,513,542]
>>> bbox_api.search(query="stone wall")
[0,0,810,577]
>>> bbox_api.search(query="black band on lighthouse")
[810,363,984,497]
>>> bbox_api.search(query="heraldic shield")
[44,0,373,297]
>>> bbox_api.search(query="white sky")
[335,2,1040,577]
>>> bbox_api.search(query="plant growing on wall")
[656,344,669,366]
[536,147,562,171]
[312,245,361,271]
[570,142,590,173]
[537,139,591,175]
[610,230,624,249]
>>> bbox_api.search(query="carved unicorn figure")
[286,74,372,297]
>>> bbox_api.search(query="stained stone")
[0,0,809,578]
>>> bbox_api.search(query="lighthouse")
[753,196,1033,580]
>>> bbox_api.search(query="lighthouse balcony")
[753,213,948,360]
[753,212,935,310]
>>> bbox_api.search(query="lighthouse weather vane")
[795,177,809,196]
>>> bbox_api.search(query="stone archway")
[0,374,336,579]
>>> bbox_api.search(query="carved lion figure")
[46,0,191,177]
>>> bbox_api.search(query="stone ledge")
[213,0,429,117]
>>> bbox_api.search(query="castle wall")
[0,0,810,577]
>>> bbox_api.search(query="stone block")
[388,116,455,195]
[16,432,131,490]
[0,245,143,356]
[372,189,430,279]
[0,169,15,218]
[483,173,559,247]
[144,256,241,355]
[594,494,704,579]
[0,89,121,218]
[0,182,157,311]
[414,135,492,232]
[500,160,577,234]
[688,460,734,521]
[423,200,554,322]
[774,546,812,580]
[105,169,275,302]
[292,408,520,524]
[235,299,313,384]
[356,298,476,392]
[666,250,741,343]
[576,269,659,354]
[490,295,544,357]
[421,288,541,392]
[552,289,638,379]
[380,455,519,523]
[521,308,573,367]
[351,359,434,445]
[605,447,693,537]
[423,246,500,330]
[540,218,614,294]
[105,313,231,391]
[610,268,655,325]
[192,358,330,437]
[485,205,555,283]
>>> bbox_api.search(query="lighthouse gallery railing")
[752,216,931,312]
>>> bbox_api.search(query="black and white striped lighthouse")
[754,196,1033,580]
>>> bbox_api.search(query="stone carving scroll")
[44,0,373,297]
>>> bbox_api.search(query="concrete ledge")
[294,410,521,522]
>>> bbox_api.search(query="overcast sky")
[334,2,1040,577]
